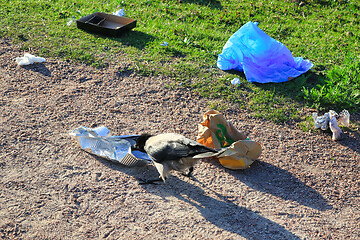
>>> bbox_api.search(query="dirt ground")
[0,38,359,240]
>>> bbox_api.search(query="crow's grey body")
[135,133,220,182]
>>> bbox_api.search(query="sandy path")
[0,39,359,239]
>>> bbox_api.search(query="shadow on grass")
[179,0,223,10]
[80,29,155,50]
[89,153,300,239]
[225,69,318,102]
[231,68,358,114]
[109,30,156,50]
[249,71,318,100]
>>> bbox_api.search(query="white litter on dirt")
[15,53,46,66]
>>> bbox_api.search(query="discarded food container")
[70,126,151,167]
[197,110,262,169]
[76,12,136,36]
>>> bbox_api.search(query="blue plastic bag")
[217,21,314,83]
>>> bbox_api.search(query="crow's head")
[133,133,152,152]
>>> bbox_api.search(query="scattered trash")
[160,42,169,46]
[70,111,262,170]
[113,8,125,17]
[70,126,151,166]
[76,12,136,36]
[184,37,191,45]
[217,21,314,83]
[15,53,46,66]
[231,77,241,85]
[312,112,330,130]
[336,109,350,127]
[66,16,77,26]
[312,110,350,141]
[197,110,262,169]
[329,116,342,141]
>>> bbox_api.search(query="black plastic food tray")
[76,12,136,36]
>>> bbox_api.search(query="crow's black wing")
[145,137,216,163]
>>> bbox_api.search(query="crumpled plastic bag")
[15,53,46,66]
[197,110,262,169]
[70,126,151,166]
[312,112,330,131]
[217,21,314,83]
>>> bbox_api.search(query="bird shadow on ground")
[141,176,301,239]
[91,154,301,239]
[218,160,332,211]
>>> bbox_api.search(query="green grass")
[302,56,360,111]
[1,0,359,126]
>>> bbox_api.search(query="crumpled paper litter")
[16,53,46,66]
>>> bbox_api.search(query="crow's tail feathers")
[192,148,227,159]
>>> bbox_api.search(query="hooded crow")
[134,133,223,183]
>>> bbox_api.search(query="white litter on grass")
[67,17,76,26]
[15,53,46,66]
[113,8,125,16]
[160,42,169,46]
[312,112,330,130]
[313,109,350,141]
[184,37,191,45]
[231,77,241,85]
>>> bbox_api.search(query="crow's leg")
[187,166,194,177]
[181,166,194,178]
